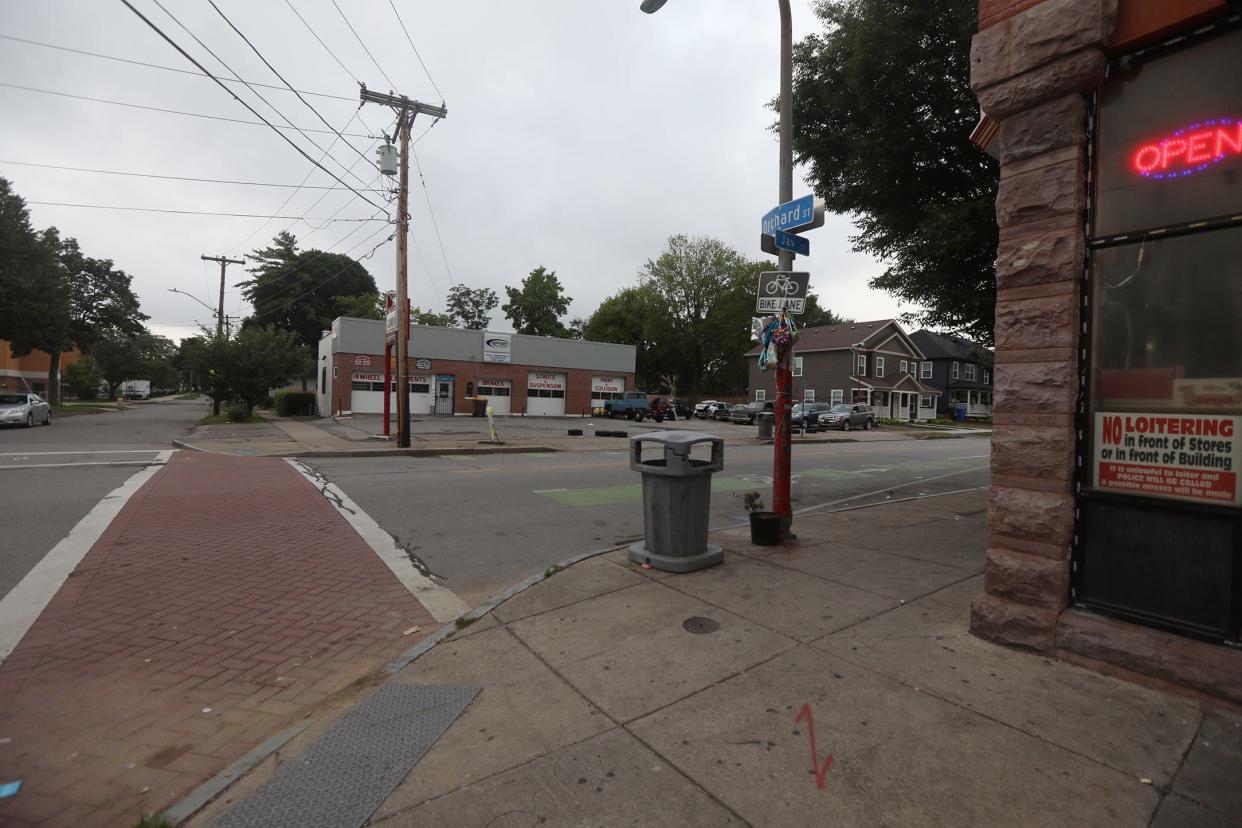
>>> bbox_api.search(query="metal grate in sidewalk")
[211,683,480,828]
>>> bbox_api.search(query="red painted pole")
[383,342,392,436]
[773,346,794,538]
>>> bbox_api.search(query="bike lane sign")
[756,271,810,314]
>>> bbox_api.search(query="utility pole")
[201,254,244,414]
[773,0,796,540]
[359,86,447,448]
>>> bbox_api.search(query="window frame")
[951,362,959,379]
[874,357,885,378]
[793,356,803,377]
[965,363,976,382]
[856,353,866,376]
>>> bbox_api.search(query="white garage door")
[350,372,386,414]
[409,374,434,415]
[527,371,566,416]
[590,375,625,410]
[477,378,512,415]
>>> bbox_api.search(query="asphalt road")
[309,435,992,608]
[0,399,201,601]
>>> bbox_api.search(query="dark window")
[351,381,371,391]
[478,385,511,397]
[466,381,475,398]
[411,383,430,393]
[1093,26,1242,237]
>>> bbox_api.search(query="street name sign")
[756,271,810,314]
[761,195,825,236]
[774,229,810,256]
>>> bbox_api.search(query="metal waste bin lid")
[629,430,724,476]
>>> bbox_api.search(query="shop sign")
[353,354,372,367]
[483,332,512,364]
[480,379,510,387]
[410,374,432,385]
[591,376,624,394]
[354,372,384,383]
[1132,119,1241,180]
[1174,378,1242,408]
[528,372,565,391]
[1094,412,1239,506]
[415,358,432,370]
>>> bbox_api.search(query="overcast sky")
[1,0,918,343]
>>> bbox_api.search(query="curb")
[168,440,559,459]
[171,438,205,452]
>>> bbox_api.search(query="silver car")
[0,392,51,428]
[818,403,875,431]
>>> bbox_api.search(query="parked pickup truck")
[604,391,651,420]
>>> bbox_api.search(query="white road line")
[0,449,163,456]
[792,464,988,517]
[286,459,470,623]
[0,456,170,661]
[533,488,568,493]
[0,460,163,470]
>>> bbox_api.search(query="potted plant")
[744,491,781,546]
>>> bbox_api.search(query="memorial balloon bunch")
[757,311,799,372]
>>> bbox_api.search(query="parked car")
[733,400,774,425]
[818,403,876,431]
[647,397,676,422]
[694,400,724,419]
[790,402,830,426]
[0,391,51,428]
[727,404,755,424]
[604,391,650,420]
[712,404,736,421]
[667,398,694,420]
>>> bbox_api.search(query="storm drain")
[211,683,479,828]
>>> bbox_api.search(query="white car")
[694,400,724,419]
[0,392,51,428]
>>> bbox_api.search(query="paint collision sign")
[1093,412,1240,506]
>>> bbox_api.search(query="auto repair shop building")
[317,316,636,417]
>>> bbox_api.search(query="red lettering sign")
[1132,119,1242,179]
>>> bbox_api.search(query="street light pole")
[643,0,797,538]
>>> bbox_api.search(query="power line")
[387,0,445,103]
[25,200,388,221]
[147,0,376,194]
[248,226,395,322]
[410,146,456,286]
[0,81,371,137]
[0,159,386,190]
[283,0,359,84]
[329,0,397,90]
[118,0,386,214]
[207,0,379,177]
[0,33,354,102]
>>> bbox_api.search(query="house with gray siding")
[746,319,940,420]
[908,330,994,419]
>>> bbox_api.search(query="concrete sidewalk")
[0,452,446,827]
[189,489,1242,827]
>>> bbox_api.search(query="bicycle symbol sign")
[756,271,809,314]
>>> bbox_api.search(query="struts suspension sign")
[1094,413,1241,506]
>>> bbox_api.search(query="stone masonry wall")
[970,0,1119,652]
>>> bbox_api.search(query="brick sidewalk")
[0,452,437,827]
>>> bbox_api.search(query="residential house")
[908,330,994,419]
[746,319,940,420]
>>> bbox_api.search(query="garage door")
[527,371,566,416]
[477,378,512,415]
[590,375,625,410]
[350,372,386,414]
[409,374,434,415]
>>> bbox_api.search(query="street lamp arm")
[168,288,219,317]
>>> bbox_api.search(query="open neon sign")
[1132,119,1242,179]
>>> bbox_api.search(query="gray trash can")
[757,412,775,440]
[628,431,725,573]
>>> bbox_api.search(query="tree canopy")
[502,266,572,337]
[189,325,306,414]
[446,284,499,330]
[790,0,997,342]
[240,231,379,348]
[582,284,678,392]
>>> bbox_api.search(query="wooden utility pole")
[201,254,244,414]
[359,86,447,449]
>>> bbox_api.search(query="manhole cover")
[682,616,719,635]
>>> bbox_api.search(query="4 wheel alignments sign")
[758,193,823,540]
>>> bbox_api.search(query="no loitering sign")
[1093,412,1240,506]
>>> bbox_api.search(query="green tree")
[790,0,997,342]
[93,332,146,398]
[194,326,306,416]
[336,292,384,320]
[241,232,379,389]
[639,235,760,399]
[582,284,679,393]
[64,356,103,401]
[502,266,572,337]
[175,335,210,390]
[411,307,454,327]
[446,284,499,330]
